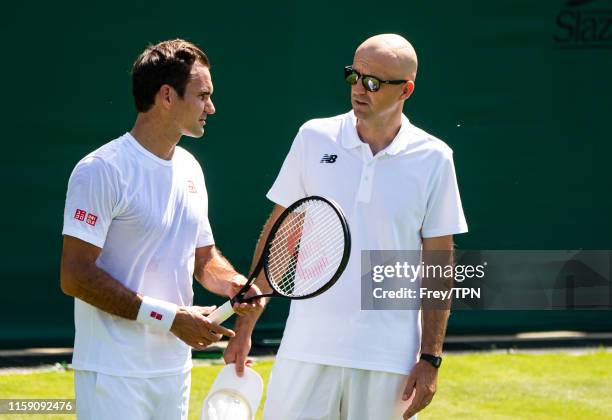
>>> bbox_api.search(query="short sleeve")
[421,152,468,238]
[266,130,307,207]
[62,157,118,248]
[196,174,215,248]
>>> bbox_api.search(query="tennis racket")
[207,195,351,324]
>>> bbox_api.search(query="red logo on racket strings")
[286,230,302,257]
[297,255,330,280]
[150,311,163,321]
[187,180,197,193]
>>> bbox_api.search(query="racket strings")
[267,208,339,271]
[272,225,342,295]
[267,211,338,265]
[267,200,346,297]
[270,230,339,296]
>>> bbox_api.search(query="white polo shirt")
[62,133,214,377]
[267,110,468,374]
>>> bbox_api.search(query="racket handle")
[207,300,235,324]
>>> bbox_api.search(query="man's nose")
[352,78,366,94]
[207,99,216,115]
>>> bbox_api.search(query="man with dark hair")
[61,39,259,419]
[131,40,210,113]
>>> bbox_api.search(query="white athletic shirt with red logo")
[62,133,214,377]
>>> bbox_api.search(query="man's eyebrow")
[199,89,212,95]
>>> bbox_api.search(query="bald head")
[354,34,418,81]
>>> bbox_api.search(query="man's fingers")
[232,301,260,316]
[243,286,265,300]
[201,330,223,343]
[194,305,217,316]
[402,374,417,401]
[232,302,247,315]
[405,389,425,417]
[193,340,211,351]
[404,385,434,418]
[207,321,235,338]
[235,354,246,377]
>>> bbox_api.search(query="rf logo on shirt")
[187,180,197,193]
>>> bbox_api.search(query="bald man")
[226,34,468,420]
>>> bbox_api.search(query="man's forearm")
[194,246,241,297]
[420,308,450,355]
[233,304,264,335]
[420,235,455,355]
[420,270,452,355]
[247,205,286,287]
[61,259,141,319]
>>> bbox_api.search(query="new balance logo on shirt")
[320,154,338,163]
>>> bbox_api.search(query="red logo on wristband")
[150,311,163,321]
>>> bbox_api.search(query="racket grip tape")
[207,300,235,324]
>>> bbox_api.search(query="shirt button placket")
[358,158,375,203]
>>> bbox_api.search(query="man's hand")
[402,360,438,419]
[226,274,248,296]
[232,282,266,317]
[170,306,234,350]
[225,283,266,377]
[223,330,253,377]
[200,271,244,297]
[224,283,267,377]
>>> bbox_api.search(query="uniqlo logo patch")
[150,311,163,321]
[74,209,86,221]
[86,213,98,226]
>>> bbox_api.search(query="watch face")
[421,354,442,368]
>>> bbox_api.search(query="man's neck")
[355,112,403,156]
[130,113,180,161]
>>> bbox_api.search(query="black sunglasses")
[344,66,407,92]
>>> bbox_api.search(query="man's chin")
[352,107,370,120]
[183,128,206,139]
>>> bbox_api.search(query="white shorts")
[74,370,191,420]
[263,358,415,420]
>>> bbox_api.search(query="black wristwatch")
[420,353,442,368]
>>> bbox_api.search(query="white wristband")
[136,296,178,332]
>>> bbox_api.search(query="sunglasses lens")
[364,77,379,92]
[345,71,359,85]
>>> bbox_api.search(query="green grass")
[0,352,611,419]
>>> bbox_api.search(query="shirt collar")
[341,110,413,156]
[340,111,363,150]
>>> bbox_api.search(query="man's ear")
[157,84,174,109]
[401,81,415,100]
